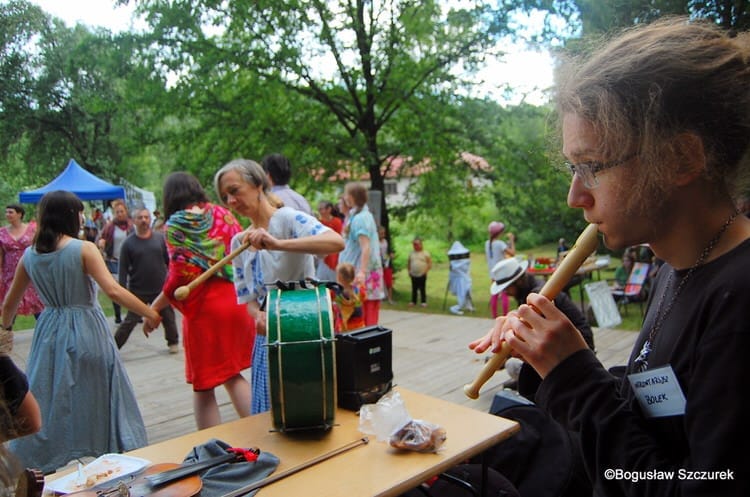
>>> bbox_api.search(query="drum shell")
[267,286,336,431]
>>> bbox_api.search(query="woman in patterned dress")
[0,205,44,321]
[146,172,254,429]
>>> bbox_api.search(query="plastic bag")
[359,390,446,453]
[389,419,447,452]
[359,390,411,442]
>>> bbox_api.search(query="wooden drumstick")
[220,437,369,497]
[464,223,600,399]
[174,240,252,301]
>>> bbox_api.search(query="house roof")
[313,152,490,182]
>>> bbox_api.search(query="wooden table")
[65,387,518,497]
[526,266,555,277]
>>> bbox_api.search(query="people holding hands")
[2,191,159,473]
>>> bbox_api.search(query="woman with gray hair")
[214,158,344,414]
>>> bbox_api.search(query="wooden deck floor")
[10,309,637,448]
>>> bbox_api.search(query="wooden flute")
[463,223,600,399]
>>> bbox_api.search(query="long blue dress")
[9,239,147,473]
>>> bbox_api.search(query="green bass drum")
[266,284,337,432]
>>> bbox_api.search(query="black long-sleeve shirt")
[537,239,750,496]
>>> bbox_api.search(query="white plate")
[46,454,151,494]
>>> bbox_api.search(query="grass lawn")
[387,246,645,332]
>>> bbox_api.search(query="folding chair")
[611,262,650,316]
[584,280,622,328]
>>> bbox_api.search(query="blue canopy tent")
[18,159,126,203]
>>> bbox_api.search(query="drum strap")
[267,279,342,293]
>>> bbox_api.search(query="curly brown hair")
[555,17,750,212]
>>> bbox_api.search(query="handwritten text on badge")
[627,365,686,418]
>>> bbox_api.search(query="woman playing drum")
[214,158,344,415]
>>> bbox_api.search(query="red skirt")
[383,267,393,288]
[178,278,254,391]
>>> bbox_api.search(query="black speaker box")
[336,325,393,410]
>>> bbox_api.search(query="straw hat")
[490,257,529,295]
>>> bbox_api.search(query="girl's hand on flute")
[468,315,514,354]
[503,293,588,378]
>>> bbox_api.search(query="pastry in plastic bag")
[359,390,447,453]
[389,419,447,453]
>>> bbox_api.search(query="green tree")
[0,0,49,199]
[147,63,346,199]
[30,26,169,182]
[524,0,750,34]
[443,98,582,246]
[1,0,170,198]
[127,0,533,232]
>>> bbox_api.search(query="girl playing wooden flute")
[470,17,750,496]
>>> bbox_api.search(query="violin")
[64,448,259,497]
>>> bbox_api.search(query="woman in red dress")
[147,172,254,429]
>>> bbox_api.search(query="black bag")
[400,463,520,497]
[475,390,592,497]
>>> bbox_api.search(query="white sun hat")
[489,257,529,295]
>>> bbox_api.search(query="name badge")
[627,365,686,418]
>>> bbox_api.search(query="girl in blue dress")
[1,191,161,473]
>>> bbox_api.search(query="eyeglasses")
[563,153,636,189]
